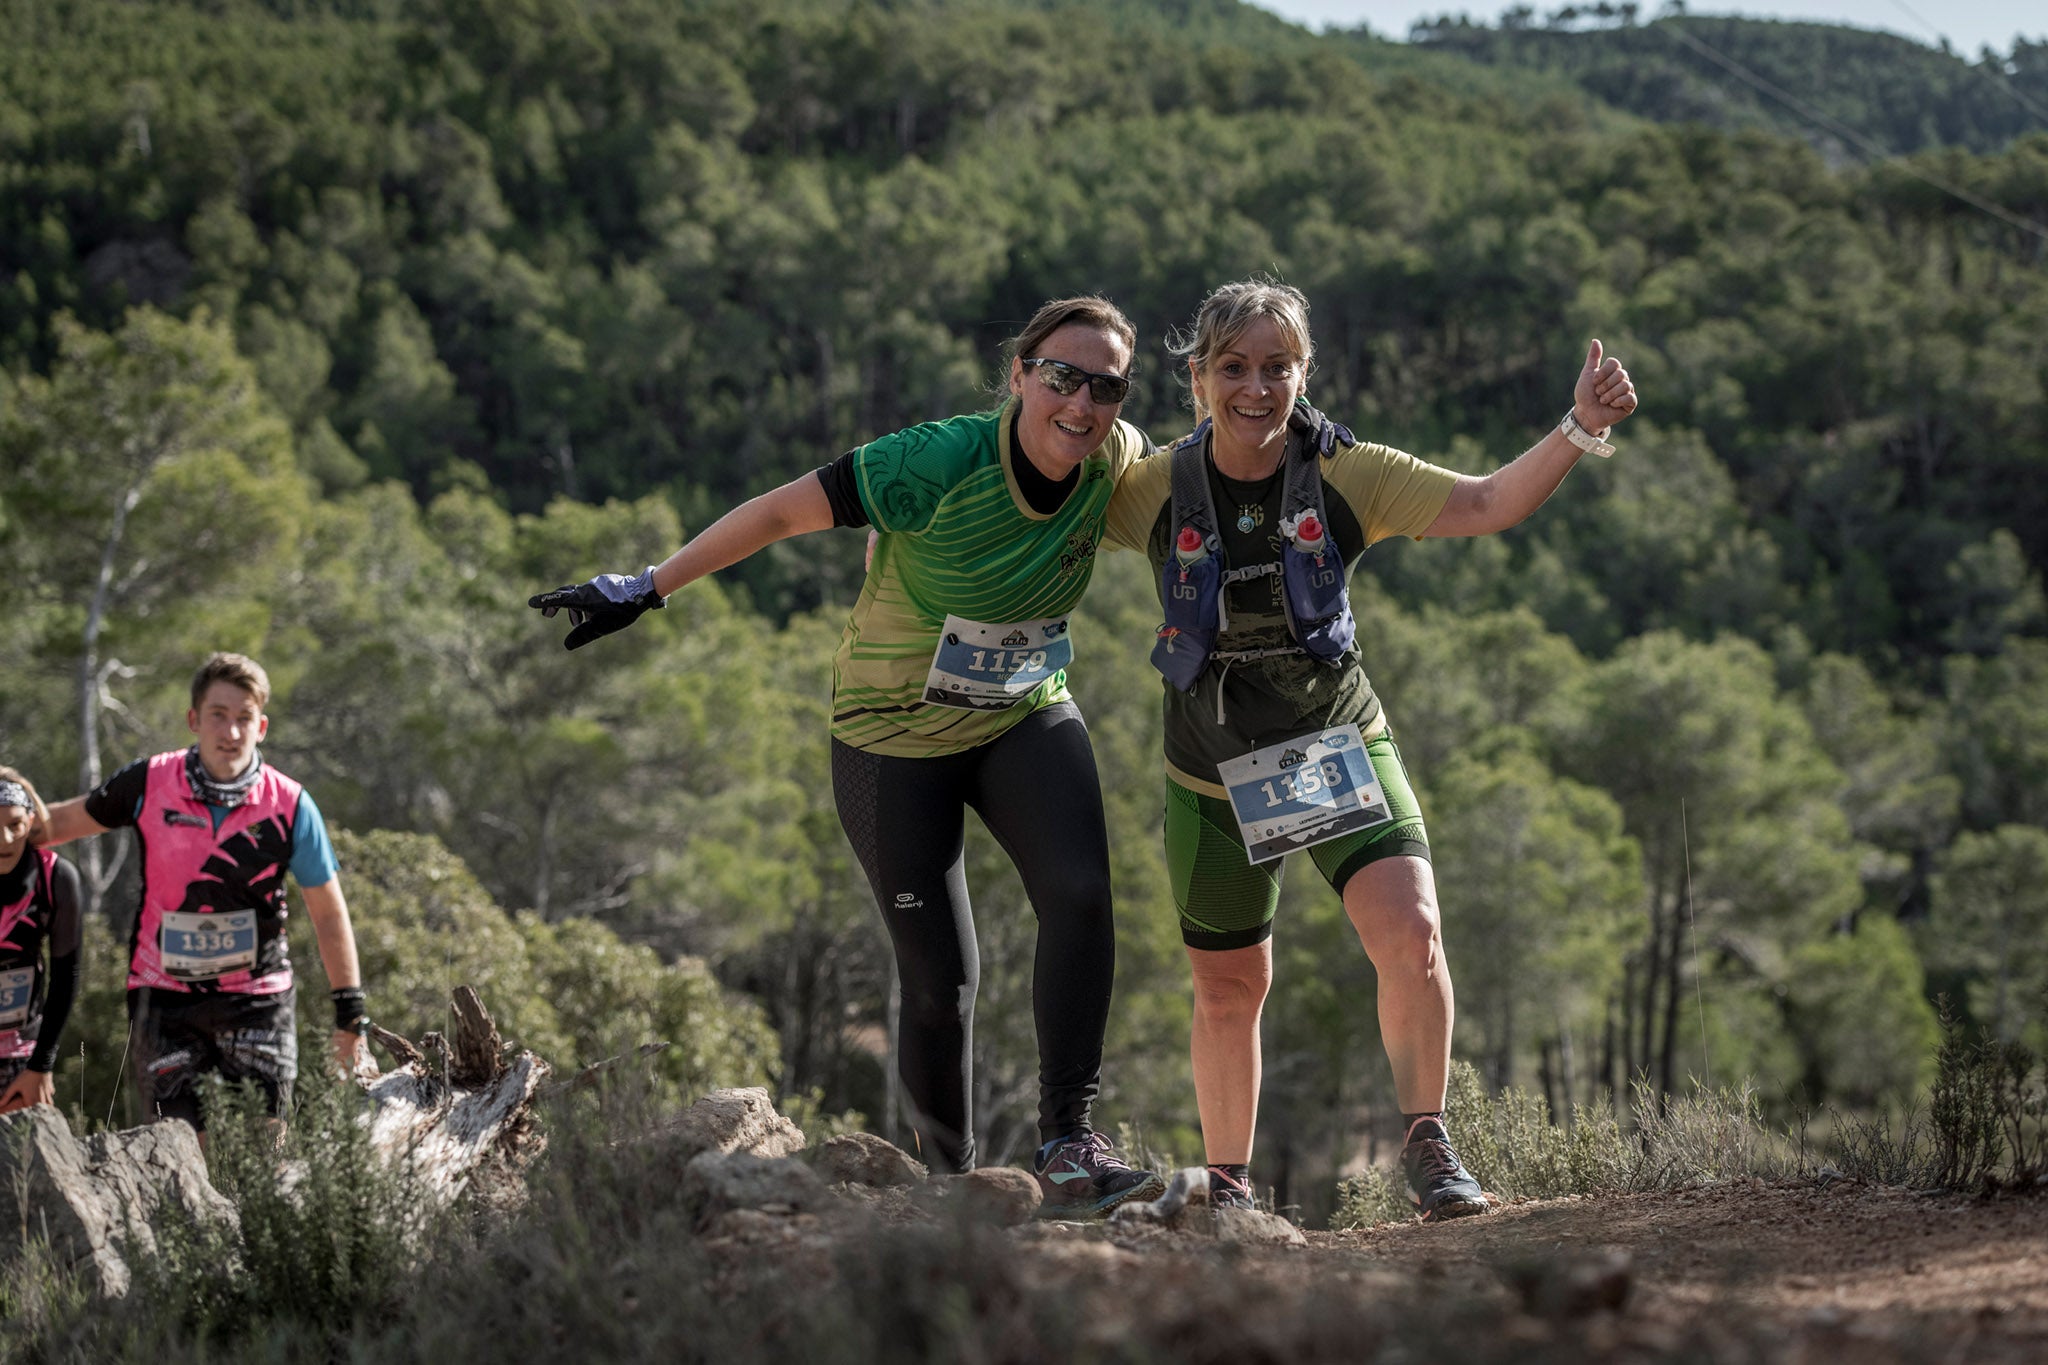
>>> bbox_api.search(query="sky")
[1252,0,2044,57]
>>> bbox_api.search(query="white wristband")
[1560,410,1615,458]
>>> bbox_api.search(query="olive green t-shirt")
[1101,426,1458,796]
[831,401,1150,757]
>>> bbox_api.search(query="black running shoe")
[1400,1117,1489,1221]
[1206,1165,1257,1210]
[1032,1132,1166,1219]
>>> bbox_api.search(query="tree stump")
[358,987,548,1207]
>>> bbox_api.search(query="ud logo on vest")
[162,810,208,829]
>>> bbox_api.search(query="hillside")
[1394,13,2048,156]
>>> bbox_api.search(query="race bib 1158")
[1215,723,1391,864]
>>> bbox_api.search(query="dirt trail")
[1312,1180,2048,1362]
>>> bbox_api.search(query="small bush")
[1927,1003,2009,1188]
[132,1081,431,1342]
[1331,1165,1410,1230]
[1829,1002,2048,1190]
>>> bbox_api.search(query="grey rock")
[1111,1166,1305,1245]
[0,1107,237,1297]
[813,1132,927,1188]
[1211,1205,1308,1246]
[919,1167,1039,1226]
[682,1151,832,1226]
[658,1087,808,1162]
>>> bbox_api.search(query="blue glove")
[529,567,665,651]
[1288,399,1354,457]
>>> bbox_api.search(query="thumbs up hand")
[1573,339,1638,434]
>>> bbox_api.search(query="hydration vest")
[130,750,302,995]
[0,847,58,1059]
[1150,418,1356,694]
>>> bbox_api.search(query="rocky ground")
[14,1066,2048,1364]
[682,1099,2048,1364]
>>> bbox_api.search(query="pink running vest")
[130,751,301,995]
[0,846,58,1059]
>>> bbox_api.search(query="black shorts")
[128,987,298,1129]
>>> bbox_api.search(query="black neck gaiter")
[184,745,264,809]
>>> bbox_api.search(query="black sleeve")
[28,952,78,1073]
[816,452,871,529]
[29,860,82,1073]
[82,758,151,830]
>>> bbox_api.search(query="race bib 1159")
[924,614,1074,710]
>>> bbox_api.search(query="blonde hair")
[1169,278,1315,420]
[0,765,49,841]
[190,652,272,711]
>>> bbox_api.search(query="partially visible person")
[1104,278,1637,1219]
[39,653,371,1136]
[0,767,82,1113]
[533,296,1166,1218]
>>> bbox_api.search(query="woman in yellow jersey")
[1101,279,1637,1218]
[534,297,1164,1216]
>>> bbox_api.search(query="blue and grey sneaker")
[1401,1116,1489,1221]
[1032,1132,1166,1219]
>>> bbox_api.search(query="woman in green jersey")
[1102,279,1637,1219]
[534,297,1164,1217]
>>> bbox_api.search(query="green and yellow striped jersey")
[831,400,1149,757]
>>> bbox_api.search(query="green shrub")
[1829,1002,2048,1190]
[44,828,784,1138]
[129,1082,428,1342]
[303,829,781,1108]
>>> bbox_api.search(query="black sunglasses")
[1021,357,1132,406]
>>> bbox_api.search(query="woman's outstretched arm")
[650,475,835,596]
[532,473,836,650]
[1425,339,1637,539]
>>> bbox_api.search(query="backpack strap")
[1168,420,1221,561]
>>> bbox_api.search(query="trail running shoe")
[1032,1132,1166,1219]
[1206,1165,1257,1210]
[1400,1116,1489,1221]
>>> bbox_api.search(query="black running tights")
[830,702,1116,1173]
